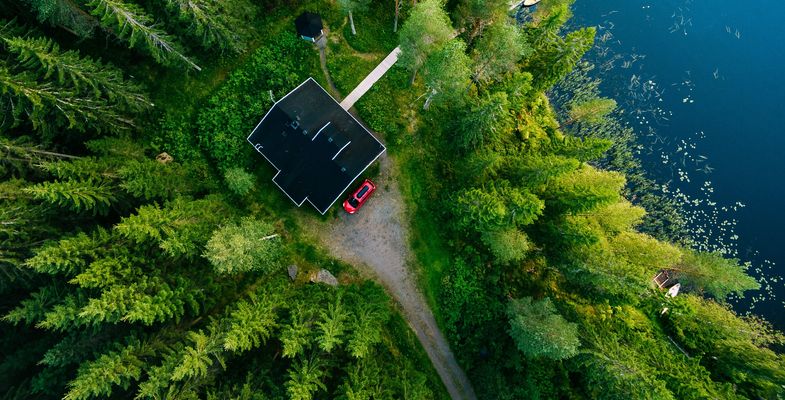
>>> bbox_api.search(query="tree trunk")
[349,11,356,35]
[423,89,436,110]
[393,0,400,32]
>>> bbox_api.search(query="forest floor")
[308,153,477,400]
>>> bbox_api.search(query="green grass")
[385,312,451,400]
[342,1,400,54]
[396,149,452,327]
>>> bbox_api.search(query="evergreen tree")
[471,22,530,85]
[421,39,472,109]
[398,0,453,83]
[2,34,151,112]
[316,296,349,353]
[507,297,580,360]
[286,354,328,400]
[87,0,201,70]
[457,92,513,150]
[674,250,760,301]
[0,63,127,134]
[162,0,246,52]
[454,0,508,44]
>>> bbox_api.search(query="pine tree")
[64,337,155,400]
[316,296,349,353]
[19,0,99,37]
[162,0,244,52]
[86,0,201,70]
[457,92,513,150]
[346,286,390,359]
[222,291,280,352]
[507,297,580,360]
[115,196,232,258]
[472,22,530,85]
[286,354,328,400]
[281,301,315,358]
[3,34,151,112]
[23,178,116,215]
[0,63,128,133]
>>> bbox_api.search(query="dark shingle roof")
[247,78,385,214]
[294,12,323,39]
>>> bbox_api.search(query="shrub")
[224,167,255,196]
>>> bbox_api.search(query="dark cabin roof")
[294,12,323,39]
[247,78,385,214]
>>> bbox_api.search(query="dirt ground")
[305,153,478,400]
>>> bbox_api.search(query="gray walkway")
[339,47,402,110]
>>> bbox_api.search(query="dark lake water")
[568,0,785,327]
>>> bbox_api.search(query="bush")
[224,167,255,196]
[197,31,316,172]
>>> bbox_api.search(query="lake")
[567,0,785,327]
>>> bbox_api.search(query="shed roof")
[247,78,385,214]
[294,12,323,39]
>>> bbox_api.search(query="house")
[295,12,324,42]
[247,78,386,214]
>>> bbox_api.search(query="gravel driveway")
[311,153,477,400]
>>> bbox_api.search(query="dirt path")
[307,153,477,400]
[309,41,477,399]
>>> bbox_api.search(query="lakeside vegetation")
[1,0,784,400]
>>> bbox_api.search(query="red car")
[343,179,376,214]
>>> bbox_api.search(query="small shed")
[295,12,324,42]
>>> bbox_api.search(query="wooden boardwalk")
[340,47,402,110]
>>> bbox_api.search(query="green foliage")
[454,0,508,43]
[224,167,255,196]
[346,284,391,358]
[526,25,595,92]
[3,34,151,112]
[457,92,513,150]
[116,196,231,258]
[675,250,759,301]
[23,179,116,215]
[203,217,281,275]
[64,337,153,400]
[421,39,472,109]
[0,64,127,134]
[19,0,98,37]
[506,297,579,360]
[665,295,785,398]
[87,0,200,70]
[566,97,616,126]
[545,166,624,213]
[449,185,544,233]
[317,297,349,353]
[481,228,531,264]
[286,355,328,400]
[472,22,530,85]
[223,291,280,352]
[197,32,311,171]
[281,301,315,358]
[163,0,250,53]
[398,0,453,77]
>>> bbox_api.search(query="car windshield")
[356,186,370,199]
[348,197,360,207]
